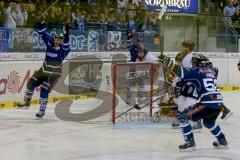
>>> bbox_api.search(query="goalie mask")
[192,53,212,68]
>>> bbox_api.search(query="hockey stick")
[157,5,171,100]
[133,85,172,110]
[39,0,60,18]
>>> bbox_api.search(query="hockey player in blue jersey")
[17,19,70,118]
[160,53,228,151]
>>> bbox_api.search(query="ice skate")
[36,110,45,119]
[179,138,196,152]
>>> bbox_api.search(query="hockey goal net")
[112,62,157,124]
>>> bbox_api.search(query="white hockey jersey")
[181,52,194,67]
[136,53,158,64]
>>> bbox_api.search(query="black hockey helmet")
[192,53,212,68]
[182,40,195,51]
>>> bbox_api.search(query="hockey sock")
[24,89,34,102]
[204,123,224,141]
[40,85,49,112]
[39,98,48,112]
[180,122,194,142]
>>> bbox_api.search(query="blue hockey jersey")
[178,66,223,109]
[38,27,70,75]
[129,44,140,62]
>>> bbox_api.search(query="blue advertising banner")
[0,28,11,52]
[145,0,198,14]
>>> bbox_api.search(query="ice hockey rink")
[0,92,239,160]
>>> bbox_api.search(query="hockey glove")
[36,17,46,30]
[175,52,185,64]
[158,54,171,67]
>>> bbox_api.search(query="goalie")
[126,48,159,106]
[17,18,70,118]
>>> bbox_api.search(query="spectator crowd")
[0,0,159,33]
[212,0,240,29]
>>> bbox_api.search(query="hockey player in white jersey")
[171,40,202,129]
[171,40,232,129]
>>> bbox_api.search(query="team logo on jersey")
[47,52,58,58]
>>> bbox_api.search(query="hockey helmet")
[192,53,212,68]
[182,40,195,51]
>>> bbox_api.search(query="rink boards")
[1,51,240,109]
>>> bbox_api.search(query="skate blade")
[179,147,197,152]
[35,116,44,120]
[222,112,233,121]
[214,146,229,150]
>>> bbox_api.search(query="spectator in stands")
[130,0,140,7]
[117,0,128,8]
[149,11,158,32]
[99,13,106,23]
[73,11,86,33]
[127,16,136,41]
[107,15,117,31]
[3,3,16,28]
[47,7,57,26]
[116,16,126,31]
[24,3,35,27]
[224,0,237,25]
[14,3,24,27]
[21,4,28,26]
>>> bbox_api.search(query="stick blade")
[158,5,167,20]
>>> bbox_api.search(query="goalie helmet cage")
[112,62,154,124]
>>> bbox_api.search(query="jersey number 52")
[203,78,217,91]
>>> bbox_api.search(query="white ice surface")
[0,92,239,160]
